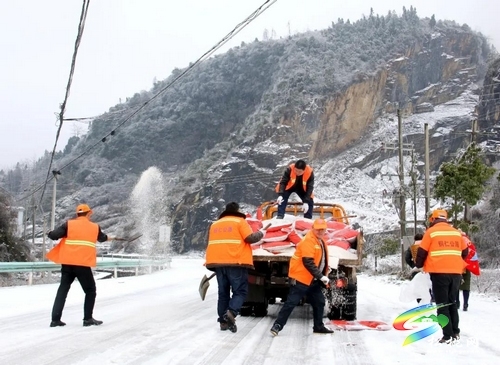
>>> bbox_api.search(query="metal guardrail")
[0,258,171,285]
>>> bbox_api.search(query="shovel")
[199,272,216,301]
[198,223,272,300]
[112,234,143,242]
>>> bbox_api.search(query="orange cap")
[430,209,447,222]
[312,219,327,230]
[76,204,92,214]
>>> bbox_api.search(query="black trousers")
[430,273,461,338]
[51,264,96,321]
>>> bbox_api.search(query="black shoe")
[50,320,66,327]
[438,336,453,344]
[453,333,460,340]
[270,323,282,336]
[313,326,334,334]
[276,215,284,219]
[220,322,229,331]
[224,310,237,333]
[463,304,468,311]
[83,318,103,327]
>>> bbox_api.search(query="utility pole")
[464,120,478,222]
[31,194,36,252]
[424,123,430,220]
[409,149,418,233]
[50,170,61,250]
[51,170,61,231]
[381,109,413,270]
[397,109,406,270]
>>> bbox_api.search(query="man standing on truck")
[415,209,468,344]
[270,218,333,336]
[275,160,314,219]
[205,202,264,333]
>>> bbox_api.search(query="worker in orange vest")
[275,160,314,219]
[205,202,264,333]
[46,204,114,328]
[270,219,333,336]
[415,209,468,344]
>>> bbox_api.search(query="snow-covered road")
[1,258,498,365]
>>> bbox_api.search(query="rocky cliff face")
[477,57,500,131]
[171,31,493,253]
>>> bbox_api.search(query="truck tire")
[326,284,357,320]
[254,299,269,317]
[239,305,253,317]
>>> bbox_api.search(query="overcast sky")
[1,0,499,170]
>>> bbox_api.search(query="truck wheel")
[254,301,268,317]
[240,305,253,317]
[326,284,357,320]
[342,284,357,320]
[327,305,341,320]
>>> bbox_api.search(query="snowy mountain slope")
[1,258,498,365]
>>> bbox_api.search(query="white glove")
[276,196,284,205]
[411,267,422,273]
[302,203,309,214]
[320,276,329,285]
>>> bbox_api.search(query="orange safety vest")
[205,215,254,269]
[46,217,100,267]
[288,230,329,285]
[275,164,314,196]
[420,222,467,274]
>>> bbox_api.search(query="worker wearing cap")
[270,219,333,336]
[415,209,468,344]
[46,204,113,328]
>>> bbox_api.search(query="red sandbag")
[246,218,263,233]
[327,221,348,230]
[294,220,313,232]
[252,241,293,251]
[262,230,289,242]
[331,228,358,242]
[267,222,293,232]
[287,230,302,245]
[326,239,350,250]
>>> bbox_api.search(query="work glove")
[276,196,284,205]
[410,267,422,274]
[302,203,309,214]
[320,276,330,286]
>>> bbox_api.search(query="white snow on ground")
[1,257,499,365]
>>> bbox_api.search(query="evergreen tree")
[0,192,31,261]
[433,144,496,231]
[429,15,436,28]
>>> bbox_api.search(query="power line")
[38,0,91,209]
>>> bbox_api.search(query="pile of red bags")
[246,217,359,255]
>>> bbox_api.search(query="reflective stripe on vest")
[430,250,462,257]
[65,239,96,248]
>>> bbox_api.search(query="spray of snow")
[130,167,168,255]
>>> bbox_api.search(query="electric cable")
[38,0,90,209]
